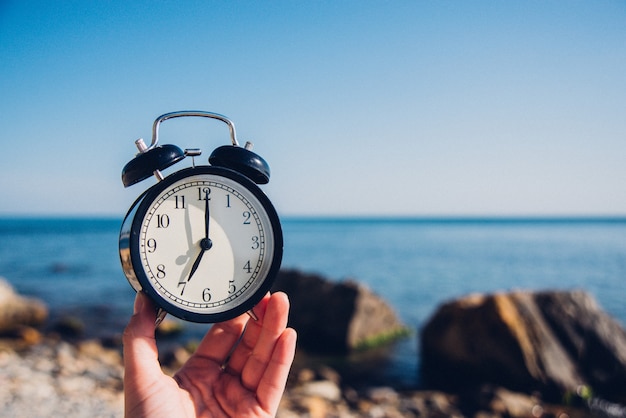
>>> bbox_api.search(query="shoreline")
[1,333,596,418]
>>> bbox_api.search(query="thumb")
[123,292,161,380]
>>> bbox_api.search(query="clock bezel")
[120,165,283,323]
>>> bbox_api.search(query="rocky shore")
[1,334,597,418]
[2,272,626,417]
[0,338,123,418]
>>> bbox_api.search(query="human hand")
[123,291,297,418]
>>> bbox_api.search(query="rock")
[272,269,407,354]
[296,367,316,384]
[159,344,192,370]
[450,385,592,418]
[16,326,44,346]
[300,395,331,418]
[298,380,342,402]
[480,386,541,417]
[420,290,626,403]
[155,317,184,337]
[535,291,626,402]
[0,278,48,334]
[414,391,464,417]
[366,386,400,404]
[0,326,44,350]
[52,315,86,338]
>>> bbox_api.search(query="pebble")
[298,380,342,402]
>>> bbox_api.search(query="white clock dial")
[119,164,283,323]
[138,173,275,314]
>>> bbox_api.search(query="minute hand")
[204,191,210,241]
[188,193,212,282]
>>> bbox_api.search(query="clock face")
[124,166,282,322]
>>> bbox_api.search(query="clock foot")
[155,308,167,327]
[246,309,258,321]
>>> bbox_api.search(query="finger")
[224,293,272,374]
[256,327,297,415]
[191,309,250,365]
[240,292,291,390]
[122,291,161,382]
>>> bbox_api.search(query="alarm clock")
[119,111,283,323]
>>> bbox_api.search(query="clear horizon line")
[1,213,626,222]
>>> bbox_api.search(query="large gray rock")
[0,278,48,333]
[272,269,406,354]
[420,290,626,403]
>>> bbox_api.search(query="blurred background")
[1,0,625,389]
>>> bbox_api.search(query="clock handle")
[148,111,240,150]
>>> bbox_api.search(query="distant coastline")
[279,215,626,224]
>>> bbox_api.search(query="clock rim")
[123,165,283,323]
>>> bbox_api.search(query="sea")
[1,216,625,389]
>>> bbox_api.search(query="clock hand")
[187,248,205,282]
[187,237,213,281]
[188,192,213,282]
[204,189,210,241]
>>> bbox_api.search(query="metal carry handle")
[148,111,240,149]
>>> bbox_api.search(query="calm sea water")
[1,217,625,388]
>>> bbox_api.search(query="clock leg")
[155,308,167,327]
[246,309,259,321]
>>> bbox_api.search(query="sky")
[1,0,625,217]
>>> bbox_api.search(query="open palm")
[123,291,297,418]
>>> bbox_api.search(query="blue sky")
[1,1,625,217]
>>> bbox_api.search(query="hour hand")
[187,248,205,282]
[187,238,212,282]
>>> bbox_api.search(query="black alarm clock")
[119,111,283,324]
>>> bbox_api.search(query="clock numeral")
[178,280,187,295]
[202,288,212,302]
[146,238,157,253]
[243,211,251,225]
[226,194,231,208]
[243,260,252,274]
[155,264,166,279]
[251,236,260,250]
[228,279,236,294]
[198,187,211,201]
[174,195,186,209]
[156,214,170,228]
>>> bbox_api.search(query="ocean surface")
[1,217,625,388]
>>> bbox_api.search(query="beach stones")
[420,290,626,403]
[272,269,407,354]
[0,277,48,335]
